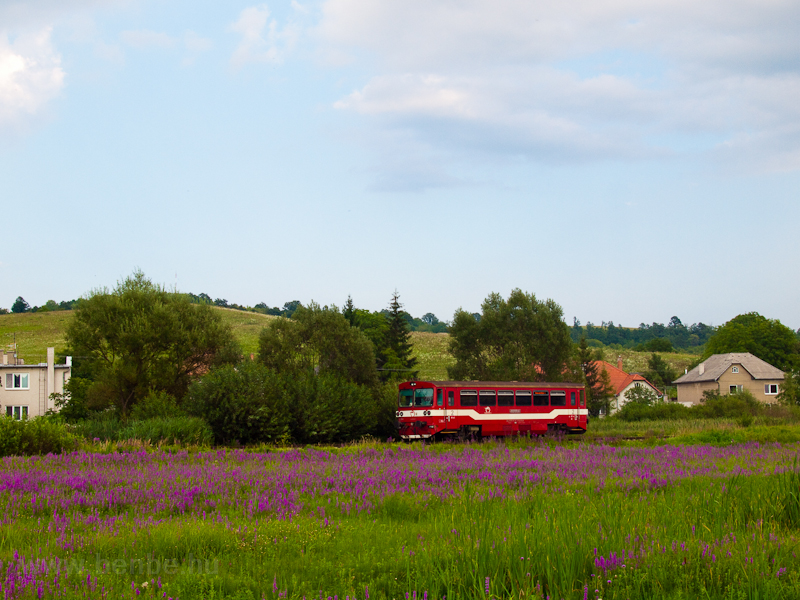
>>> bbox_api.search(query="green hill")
[0,308,278,364]
[0,310,694,381]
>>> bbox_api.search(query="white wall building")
[0,347,71,419]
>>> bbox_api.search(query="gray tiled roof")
[674,352,785,384]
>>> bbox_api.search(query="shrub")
[616,402,692,422]
[286,372,377,444]
[129,390,184,421]
[72,410,121,441]
[695,389,760,418]
[118,416,213,445]
[185,361,292,445]
[0,416,79,457]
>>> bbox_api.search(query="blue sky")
[2,0,799,329]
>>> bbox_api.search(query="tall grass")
[1,443,799,599]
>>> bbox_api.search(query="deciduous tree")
[258,302,378,387]
[447,289,572,382]
[704,312,799,371]
[65,271,239,417]
[11,297,29,313]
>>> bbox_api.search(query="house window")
[634,382,641,388]
[765,384,779,395]
[729,385,743,394]
[732,366,739,374]
[5,406,28,420]
[5,373,29,390]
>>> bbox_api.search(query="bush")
[0,416,79,457]
[185,361,292,445]
[616,402,692,422]
[186,362,387,446]
[694,389,761,418]
[286,372,377,444]
[118,416,213,445]
[129,390,184,421]
[72,410,121,441]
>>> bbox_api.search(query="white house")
[0,347,72,419]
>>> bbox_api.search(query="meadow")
[2,439,799,600]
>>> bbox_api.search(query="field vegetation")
[1,440,800,599]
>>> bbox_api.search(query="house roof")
[673,352,785,384]
[593,361,662,396]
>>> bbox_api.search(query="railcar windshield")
[399,390,413,407]
[414,389,434,407]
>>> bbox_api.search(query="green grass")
[213,307,278,356]
[0,310,701,382]
[410,332,454,380]
[0,308,277,363]
[597,347,699,377]
[3,443,800,599]
[0,311,73,364]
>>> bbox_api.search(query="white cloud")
[0,28,64,134]
[228,5,300,69]
[120,29,176,49]
[319,0,800,175]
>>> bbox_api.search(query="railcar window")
[580,390,585,407]
[479,390,497,406]
[414,389,434,407]
[570,391,576,406]
[399,390,413,407]
[436,389,443,407]
[460,390,478,407]
[498,390,514,406]
[551,391,567,406]
[533,391,549,406]
[515,390,532,406]
[448,391,454,407]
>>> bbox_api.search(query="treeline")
[1,296,79,314]
[46,273,419,446]
[569,316,716,351]
[185,292,449,332]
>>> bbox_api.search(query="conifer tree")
[385,291,417,372]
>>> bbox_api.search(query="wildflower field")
[2,439,800,600]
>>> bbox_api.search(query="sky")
[2,0,799,330]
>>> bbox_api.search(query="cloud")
[0,28,64,134]
[227,5,300,69]
[319,0,800,176]
[120,29,175,49]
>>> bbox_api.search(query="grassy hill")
[1,310,695,381]
[0,308,277,364]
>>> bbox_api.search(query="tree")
[258,302,378,387]
[421,313,439,326]
[447,289,572,382]
[384,292,417,374]
[704,312,799,372]
[778,370,800,406]
[65,271,239,417]
[343,295,356,326]
[643,353,677,388]
[11,297,29,313]
[624,385,658,406]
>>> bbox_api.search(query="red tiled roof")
[593,361,662,396]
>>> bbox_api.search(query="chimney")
[617,356,623,371]
[699,362,705,375]
[47,348,55,405]
[66,356,72,367]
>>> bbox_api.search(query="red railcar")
[396,380,587,440]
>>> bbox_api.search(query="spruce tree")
[385,291,417,372]
[343,295,356,326]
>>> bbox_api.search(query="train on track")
[396,380,587,440]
